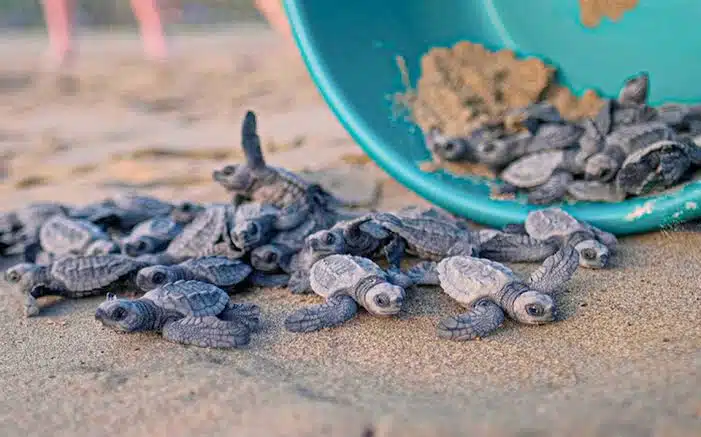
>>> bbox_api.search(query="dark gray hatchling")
[166,205,243,260]
[228,202,305,252]
[284,254,413,333]
[212,110,341,209]
[584,121,676,181]
[4,255,150,317]
[39,215,110,257]
[304,214,391,260]
[84,239,121,256]
[250,243,299,275]
[423,126,479,163]
[565,180,626,203]
[370,212,481,268]
[70,193,174,231]
[615,139,701,196]
[416,245,579,341]
[121,217,182,257]
[2,203,70,259]
[136,256,253,292]
[95,280,260,348]
[506,207,617,269]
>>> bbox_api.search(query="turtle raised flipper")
[162,316,251,348]
[284,294,358,332]
[617,72,649,106]
[24,294,40,317]
[437,300,505,341]
[220,302,261,332]
[385,266,414,289]
[527,245,579,294]
[241,110,266,169]
[383,236,407,269]
[585,225,618,252]
[406,261,439,286]
[527,171,573,205]
[478,231,558,263]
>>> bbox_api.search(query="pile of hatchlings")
[425,72,701,204]
[1,111,618,349]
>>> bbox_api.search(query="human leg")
[130,0,168,61]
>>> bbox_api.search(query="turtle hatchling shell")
[51,255,145,291]
[500,150,565,188]
[309,255,385,298]
[167,205,229,256]
[436,256,516,307]
[524,208,586,240]
[616,140,691,195]
[180,256,252,287]
[40,215,108,255]
[143,280,229,317]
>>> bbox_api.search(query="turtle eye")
[247,222,259,235]
[581,248,597,260]
[222,166,235,175]
[525,304,544,317]
[324,233,335,245]
[5,271,20,283]
[265,251,277,263]
[374,293,390,307]
[135,240,147,251]
[481,142,496,153]
[112,307,127,321]
[151,272,166,285]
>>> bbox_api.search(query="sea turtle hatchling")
[284,255,413,333]
[166,205,243,260]
[121,217,182,257]
[229,202,306,251]
[415,245,579,341]
[615,139,701,196]
[95,280,260,348]
[212,110,341,209]
[506,207,617,269]
[39,215,110,257]
[136,256,253,292]
[4,255,150,317]
[499,149,581,204]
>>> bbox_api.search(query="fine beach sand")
[0,26,700,437]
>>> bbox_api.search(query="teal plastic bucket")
[282,0,701,235]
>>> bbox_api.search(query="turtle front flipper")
[241,110,266,169]
[284,295,358,333]
[287,270,312,294]
[527,245,580,294]
[478,232,558,263]
[437,300,505,341]
[383,236,407,269]
[162,316,251,348]
[405,261,439,286]
[24,294,40,317]
[220,302,261,332]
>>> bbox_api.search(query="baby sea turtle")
[212,110,340,209]
[476,229,559,263]
[39,215,110,257]
[136,256,253,292]
[284,255,412,332]
[305,215,390,260]
[4,255,150,317]
[615,139,701,196]
[166,205,243,260]
[499,149,581,204]
[121,217,182,257]
[585,121,676,181]
[566,180,626,203]
[250,243,299,275]
[84,239,122,256]
[425,245,579,341]
[95,281,259,348]
[617,72,649,107]
[508,207,617,269]
[229,202,303,251]
[424,127,477,163]
[72,194,174,231]
[370,212,479,268]
[3,203,70,258]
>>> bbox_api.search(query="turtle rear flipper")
[162,316,250,348]
[478,232,557,263]
[437,300,504,341]
[284,295,358,332]
[527,245,579,294]
[220,302,261,332]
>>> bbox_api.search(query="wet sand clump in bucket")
[579,0,639,28]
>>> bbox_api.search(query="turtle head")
[474,138,513,167]
[512,291,556,325]
[4,263,47,294]
[585,153,620,182]
[95,293,147,332]
[250,244,292,272]
[306,229,346,256]
[574,239,610,269]
[426,128,474,162]
[122,236,159,257]
[362,282,405,316]
[136,266,175,291]
[230,218,275,251]
[212,164,255,195]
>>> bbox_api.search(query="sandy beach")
[0,27,700,437]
